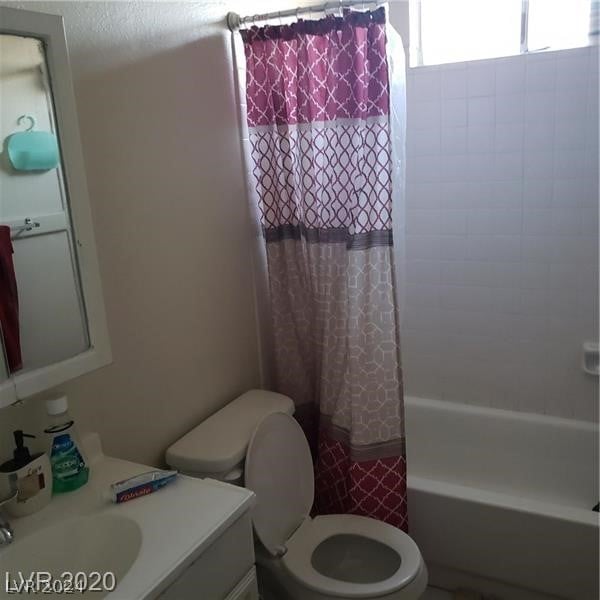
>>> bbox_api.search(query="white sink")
[1,444,255,599]
[1,515,142,598]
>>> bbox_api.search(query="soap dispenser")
[0,431,52,517]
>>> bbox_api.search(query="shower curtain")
[240,7,408,530]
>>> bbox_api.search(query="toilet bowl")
[245,412,427,600]
[166,390,427,600]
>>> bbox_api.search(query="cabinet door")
[225,568,258,600]
[157,513,255,600]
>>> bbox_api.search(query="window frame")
[410,0,582,67]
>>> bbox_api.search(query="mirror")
[1,34,89,375]
[0,8,110,407]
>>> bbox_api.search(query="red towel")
[0,225,22,373]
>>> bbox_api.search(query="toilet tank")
[166,390,294,482]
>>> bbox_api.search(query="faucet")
[0,491,17,546]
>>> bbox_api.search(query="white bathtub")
[404,396,599,600]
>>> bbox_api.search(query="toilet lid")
[245,412,314,556]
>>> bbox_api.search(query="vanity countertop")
[5,438,255,599]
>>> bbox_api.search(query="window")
[410,0,592,67]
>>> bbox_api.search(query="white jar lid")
[46,396,68,416]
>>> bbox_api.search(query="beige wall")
[0,0,271,466]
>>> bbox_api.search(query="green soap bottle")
[44,396,89,494]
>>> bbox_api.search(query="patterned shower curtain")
[241,7,408,530]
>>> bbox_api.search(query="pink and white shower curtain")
[240,7,407,529]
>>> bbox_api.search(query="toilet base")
[256,553,428,600]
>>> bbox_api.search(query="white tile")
[406,283,441,308]
[553,236,598,264]
[441,67,467,98]
[522,235,554,262]
[466,181,495,208]
[441,261,479,286]
[406,209,441,234]
[406,260,442,284]
[438,235,467,260]
[525,55,557,92]
[524,120,555,150]
[555,87,588,119]
[407,154,442,183]
[406,235,442,260]
[520,288,549,315]
[403,305,442,331]
[466,235,522,261]
[583,177,599,207]
[525,91,556,123]
[467,63,496,96]
[406,182,442,208]
[441,126,467,153]
[523,179,553,208]
[442,98,467,127]
[409,127,441,155]
[468,96,495,125]
[467,210,495,234]
[468,209,522,235]
[495,123,524,152]
[467,125,495,153]
[556,51,590,89]
[411,99,441,129]
[547,263,583,290]
[439,284,493,311]
[441,181,472,208]
[492,287,522,314]
[411,69,441,98]
[552,178,586,208]
[551,207,583,235]
[554,119,587,149]
[496,57,526,95]
[468,153,495,181]
[492,180,522,207]
[439,210,468,235]
[554,148,587,179]
[523,151,554,180]
[496,94,525,124]
[441,154,470,182]
[584,85,598,130]
[493,261,524,288]
[523,209,553,235]
[403,358,443,399]
[402,328,444,358]
[521,261,550,289]
[582,206,599,236]
[494,151,523,180]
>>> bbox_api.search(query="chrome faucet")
[0,491,17,546]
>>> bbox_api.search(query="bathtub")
[404,396,599,600]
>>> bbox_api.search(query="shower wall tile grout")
[403,45,599,422]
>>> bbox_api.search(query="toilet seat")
[282,514,421,598]
[246,413,423,599]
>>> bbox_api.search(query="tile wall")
[403,46,599,421]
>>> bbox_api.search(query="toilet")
[166,390,428,600]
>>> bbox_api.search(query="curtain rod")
[227,1,384,31]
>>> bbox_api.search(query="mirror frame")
[0,7,111,407]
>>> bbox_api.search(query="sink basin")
[1,514,141,598]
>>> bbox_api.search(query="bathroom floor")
[422,588,453,599]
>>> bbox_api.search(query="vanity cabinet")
[156,511,258,600]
